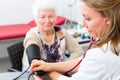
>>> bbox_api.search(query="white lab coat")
[58,42,120,80]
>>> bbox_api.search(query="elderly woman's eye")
[39,16,45,18]
[49,15,55,18]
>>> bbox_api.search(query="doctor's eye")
[85,18,91,21]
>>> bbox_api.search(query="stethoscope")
[63,37,100,75]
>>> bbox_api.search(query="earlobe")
[106,19,111,25]
[104,18,111,28]
[107,20,111,25]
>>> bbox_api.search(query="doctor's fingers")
[30,60,46,72]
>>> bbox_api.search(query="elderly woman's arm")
[23,27,41,48]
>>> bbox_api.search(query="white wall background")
[0,0,34,25]
[0,0,83,58]
[0,0,82,25]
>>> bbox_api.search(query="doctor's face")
[80,2,109,38]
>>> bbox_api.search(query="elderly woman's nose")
[45,17,50,22]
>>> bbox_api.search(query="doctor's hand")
[30,59,50,73]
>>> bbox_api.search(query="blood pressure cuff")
[26,44,46,76]
[26,44,41,64]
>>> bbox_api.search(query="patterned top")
[40,32,61,62]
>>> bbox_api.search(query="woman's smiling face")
[36,9,56,32]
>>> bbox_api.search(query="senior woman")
[22,0,84,73]
[30,0,120,80]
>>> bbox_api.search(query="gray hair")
[32,0,57,18]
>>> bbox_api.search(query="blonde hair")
[32,0,57,18]
[82,0,120,55]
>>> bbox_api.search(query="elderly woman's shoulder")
[55,29,64,39]
[29,27,38,31]
[55,27,70,40]
[26,27,38,35]
[27,27,38,33]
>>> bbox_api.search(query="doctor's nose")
[82,20,87,28]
